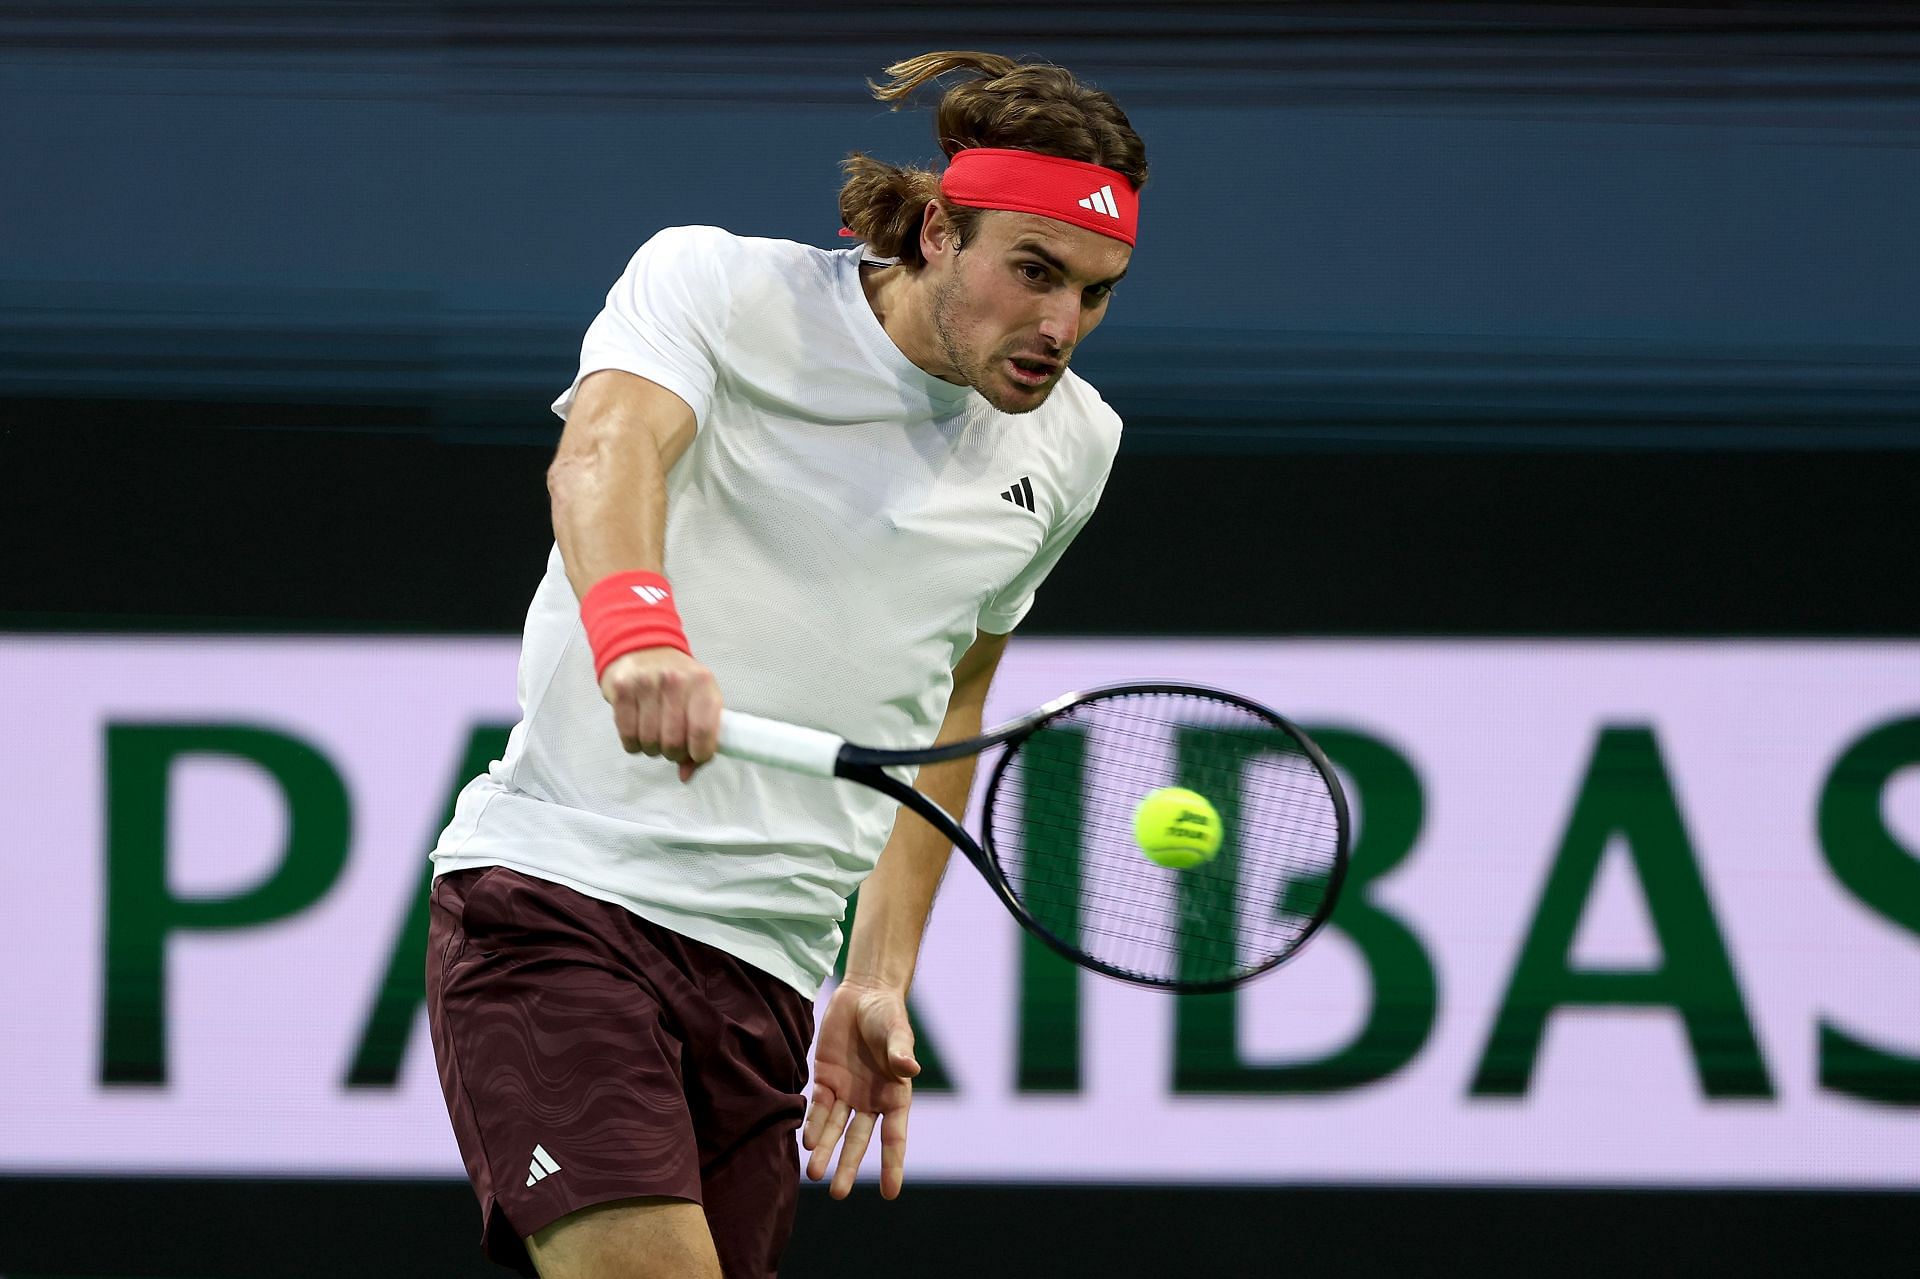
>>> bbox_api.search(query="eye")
[1018,262,1049,284]
[1084,284,1113,304]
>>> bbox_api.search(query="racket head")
[980,682,1349,994]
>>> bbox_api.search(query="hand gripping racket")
[717,683,1349,993]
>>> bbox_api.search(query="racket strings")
[987,689,1343,988]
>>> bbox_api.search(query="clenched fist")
[598,647,723,782]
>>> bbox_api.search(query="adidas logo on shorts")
[525,1143,562,1187]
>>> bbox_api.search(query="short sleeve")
[550,225,732,425]
[976,471,1110,635]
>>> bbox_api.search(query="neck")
[860,260,965,385]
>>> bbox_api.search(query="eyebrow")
[1013,241,1128,290]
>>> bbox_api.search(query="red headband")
[939,147,1140,247]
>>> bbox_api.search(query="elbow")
[546,450,597,535]
[545,453,571,503]
[546,445,596,507]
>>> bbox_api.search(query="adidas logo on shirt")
[1076,185,1121,219]
[525,1144,562,1187]
[1000,476,1037,511]
[630,584,669,606]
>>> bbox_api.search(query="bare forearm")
[842,707,987,993]
[549,432,668,597]
[546,371,696,599]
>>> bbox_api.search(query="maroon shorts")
[426,867,816,1278]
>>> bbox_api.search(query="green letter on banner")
[1173,727,1437,1094]
[1471,726,1771,1098]
[104,724,351,1085]
[1817,716,1920,1106]
[346,722,514,1088]
[1016,726,1088,1093]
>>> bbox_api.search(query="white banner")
[2,636,1917,1185]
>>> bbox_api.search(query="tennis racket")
[717,682,1349,993]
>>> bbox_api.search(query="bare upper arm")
[951,629,1012,709]
[549,369,699,485]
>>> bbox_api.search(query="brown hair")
[838,51,1148,267]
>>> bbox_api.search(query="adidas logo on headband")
[1076,185,1121,220]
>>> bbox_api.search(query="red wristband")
[580,570,690,679]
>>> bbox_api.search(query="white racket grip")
[717,710,846,778]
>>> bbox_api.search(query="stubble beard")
[930,269,1052,415]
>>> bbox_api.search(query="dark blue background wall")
[5,3,1919,639]
[5,1,1917,448]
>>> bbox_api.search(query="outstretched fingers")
[803,1094,850,1182]
[802,1094,906,1197]
[830,1111,877,1199]
[801,1086,834,1152]
[878,1105,910,1199]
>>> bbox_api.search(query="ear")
[919,198,960,267]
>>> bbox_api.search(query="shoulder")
[608,227,844,350]
[1035,370,1125,478]
[989,371,1122,529]
[631,225,839,295]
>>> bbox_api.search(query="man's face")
[926,210,1132,414]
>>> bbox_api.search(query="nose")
[1036,293,1080,352]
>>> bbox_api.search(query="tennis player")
[426,51,1147,1278]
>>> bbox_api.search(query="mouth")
[1005,356,1059,388]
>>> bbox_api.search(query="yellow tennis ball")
[1132,787,1223,870]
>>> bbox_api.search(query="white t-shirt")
[431,225,1121,995]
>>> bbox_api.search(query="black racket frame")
[831,681,1351,994]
